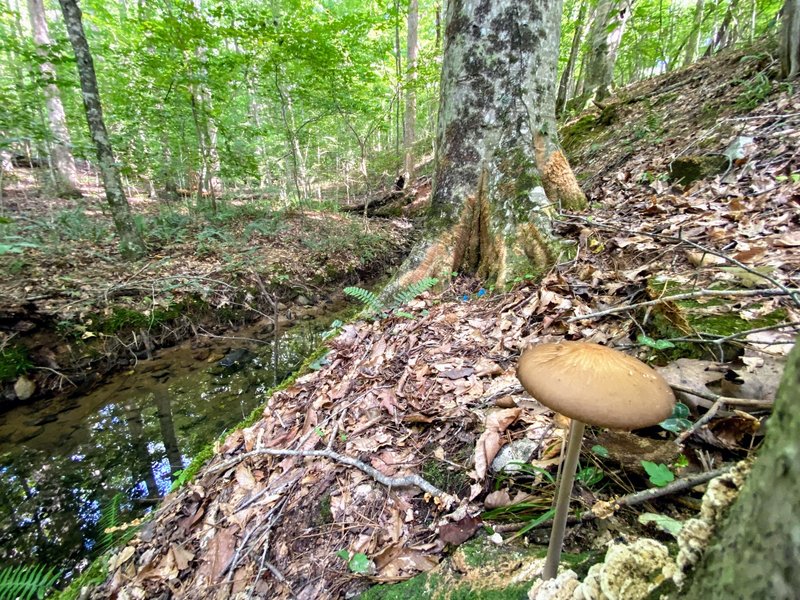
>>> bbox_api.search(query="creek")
[0,315,342,574]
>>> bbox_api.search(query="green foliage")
[344,278,439,319]
[660,403,692,434]
[735,71,773,110]
[336,550,372,574]
[0,564,60,600]
[641,460,675,487]
[343,286,383,314]
[0,237,39,255]
[0,346,32,381]
[97,493,138,554]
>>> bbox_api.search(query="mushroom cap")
[516,342,675,430]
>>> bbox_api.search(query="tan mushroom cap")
[517,342,675,430]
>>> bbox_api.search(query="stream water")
[0,316,339,573]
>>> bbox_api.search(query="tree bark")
[403,0,419,183]
[556,0,588,115]
[385,0,586,296]
[582,0,635,103]
[27,0,81,197]
[680,341,800,599]
[57,0,145,257]
[780,0,800,78]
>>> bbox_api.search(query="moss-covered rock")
[668,155,728,186]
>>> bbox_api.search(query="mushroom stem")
[542,419,586,580]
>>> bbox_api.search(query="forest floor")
[57,43,800,599]
[0,170,421,406]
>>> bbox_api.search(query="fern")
[343,286,384,314]
[344,278,439,318]
[390,277,438,307]
[96,493,138,553]
[0,564,60,600]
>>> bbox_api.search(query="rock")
[150,369,171,381]
[296,294,312,306]
[216,348,256,372]
[14,375,36,401]
[491,438,540,474]
[8,424,44,444]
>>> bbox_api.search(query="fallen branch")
[567,288,797,323]
[491,465,733,534]
[601,464,733,512]
[212,446,449,499]
[669,382,774,408]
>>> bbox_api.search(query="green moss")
[0,345,32,381]
[100,308,151,333]
[645,278,788,360]
[560,114,601,153]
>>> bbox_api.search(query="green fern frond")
[343,286,384,314]
[390,277,438,308]
[0,564,60,600]
[97,493,137,553]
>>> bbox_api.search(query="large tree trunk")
[582,0,635,103]
[386,0,586,295]
[403,0,419,184]
[57,0,145,257]
[27,0,81,197]
[680,341,800,599]
[780,0,800,78]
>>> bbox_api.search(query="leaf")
[591,444,610,458]
[335,549,350,561]
[641,461,675,487]
[348,553,371,574]
[638,513,683,537]
[659,417,692,433]
[637,334,675,350]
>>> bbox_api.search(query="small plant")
[659,403,692,434]
[335,550,372,574]
[0,564,60,600]
[0,346,32,382]
[641,460,675,487]
[344,277,438,318]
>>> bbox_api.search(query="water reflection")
[0,320,327,572]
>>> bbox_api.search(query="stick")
[211,446,449,499]
[567,288,797,323]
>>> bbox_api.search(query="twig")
[493,465,734,534]
[669,382,773,408]
[33,365,77,388]
[560,214,800,307]
[212,446,448,498]
[675,397,725,445]
[605,464,733,511]
[567,288,797,323]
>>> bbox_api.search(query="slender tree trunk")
[683,0,706,67]
[679,342,800,599]
[385,0,585,297]
[582,0,635,103]
[705,0,740,56]
[556,0,588,115]
[403,0,419,183]
[27,0,81,197]
[780,0,800,78]
[155,393,184,478]
[57,0,145,257]
[394,0,402,164]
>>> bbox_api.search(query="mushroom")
[516,341,675,580]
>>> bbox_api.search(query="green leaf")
[671,403,690,419]
[659,417,692,433]
[641,461,675,487]
[637,334,675,350]
[638,512,683,537]
[348,552,371,574]
[335,549,350,561]
[591,444,609,458]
